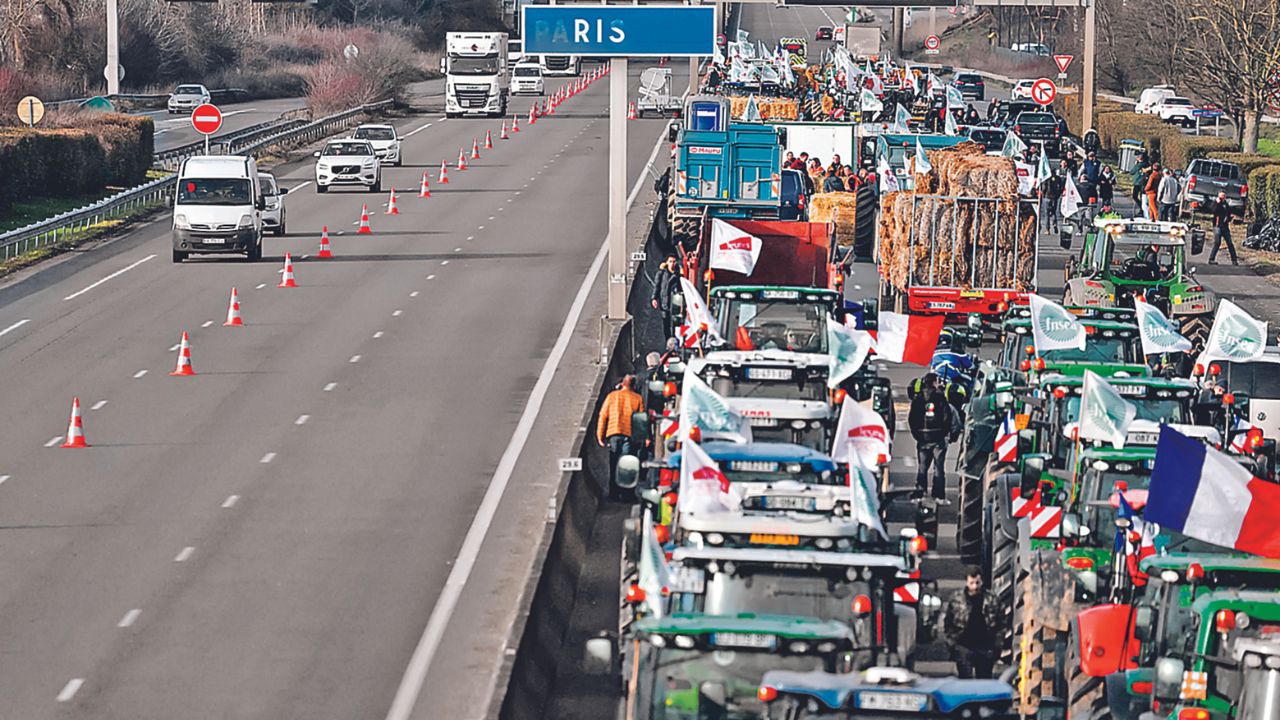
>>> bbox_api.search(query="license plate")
[761,289,799,300]
[749,533,800,545]
[730,461,779,472]
[858,692,929,711]
[1128,432,1160,445]
[1131,223,1164,233]
[667,566,706,593]
[925,301,955,310]
[747,368,791,381]
[712,632,776,649]
[1115,385,1147,396]
[201,237,225,244]
[747,417,778,427]
[763,496,816,511]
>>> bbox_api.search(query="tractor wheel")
[1180,314,1212,353]
[1066,623,1111,720]
[1016,573,1062,717]
[957,471,985,565]
[671,216,701,252]
[988,487,1018,665]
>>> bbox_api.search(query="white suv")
[168,84,211,114]
[511,63,545,96]
[1156,97,1198,127]
[314,139,381,193]
[352,124,402,166]
[1010,79,1036,101]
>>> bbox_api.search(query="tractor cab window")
[636,647,827,720]
[722,300,828,353]
[1111,242,1178,281]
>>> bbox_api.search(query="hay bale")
[810,192,861,246]
[726,96,800,121]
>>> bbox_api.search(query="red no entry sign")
[1031,78,1057,106]
[925,35,940,51]
[191,103,223,135]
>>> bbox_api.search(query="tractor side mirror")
[1020,456,1045,494]
[616,455,641,489]
[667,121,680,143]
[582,634,616,675]
[699,681,728,709]
[1059,225,1074,250]
[631,412,651,447]
[1134,605,1156,642]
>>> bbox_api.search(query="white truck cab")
[443,32,509,118]
[172,155,264,263]
[510,62,545,96]
[540,54,581,77]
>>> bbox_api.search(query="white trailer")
[442,32,509,118]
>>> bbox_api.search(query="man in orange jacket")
[597,375,645,487]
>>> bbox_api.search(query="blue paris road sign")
[521,6,716,57]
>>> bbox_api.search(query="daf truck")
[442,32,509,118]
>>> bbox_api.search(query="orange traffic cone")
[61,397,89,448]
[529,105,536,124]
[628,101,636,120]
[512,113,520,132]
[170,331,196,376]
[439,160,450,184]
[386,188,400,215]
[317,226,333,258]
[458,149,467,171]
[279,252,297,287]
[357,204,372,234]
[485,130,493,149]
[471,138,480,159]
[500,122,509,140]
[224,287,244,326]
[418,172,431,198]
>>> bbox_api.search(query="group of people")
[1131,152,1239,265]
[782,150,875,194]
[1034,149,1119,232]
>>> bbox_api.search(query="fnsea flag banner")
[677,440,738,515]
[708,219,762,276]
[1147,426,1280,558]
[876,311,945,365]
[830,398,891,470]
[679,277,725,345]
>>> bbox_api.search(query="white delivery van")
[511,62,545,96]
[1135,85,1177,114]
[172,155,264,263]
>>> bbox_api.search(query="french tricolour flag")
[1147,427,1280,558]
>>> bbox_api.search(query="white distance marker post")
[608,57,628,321]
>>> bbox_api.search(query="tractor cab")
[689,350,835,450]
[620,613,856,720]
[667,546,921,668]
[756,667,1017,719]
[711,286,841,355]
[1000,318,1146,378]
[1061,218,1214,345]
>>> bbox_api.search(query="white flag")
[709,219,762,276]
[678,372,753,443]
[827,317,874,388]
[679,277,725,345]
[1201,299,1268,364]
[831,398,891,470]
[742,94,763,122]
[1034,152,1052,188]
[638,508,673,617]
[848,464,889,540]
[1060,174,1083,219]
[946,84,964,109]
[860,88,883,114]
[1080,370,1138,448]
[1029,293,1086,352]
[878,157,900,193]
[1001,131,1028,158]
[914,138,932,175]
[677,440,738,515]
[945,108,959,136]
[894,104,912,133]
[1134,299,1193,355]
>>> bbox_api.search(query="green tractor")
[1060,217,1214,349]
[1100,554,1280,720]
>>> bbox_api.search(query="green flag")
[1001,131,1028,158]
[1080,370,1138,448]
[827,316,874,389]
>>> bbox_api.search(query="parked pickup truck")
[1011,111,1064,157]
[1181,158,1248,211]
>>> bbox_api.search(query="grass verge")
[0,203,167,279]
[0,193,114,234]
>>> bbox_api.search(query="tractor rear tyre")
[959,456,1000,565]
[1066,623,1111,720]
[1016,573,1062,717]
[1180,314,1212,354]
[987,481,1018,665]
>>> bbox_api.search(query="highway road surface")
[145,96,309,153]
[0,64,679,719]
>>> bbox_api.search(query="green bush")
[60,113,154,186]
[1159,135,1238,171]
[1052,95,1125,137]
[1246,165,1280,220]
[0,128,107,212]
[1096,111,1174,157]
[1204,152,1280,177]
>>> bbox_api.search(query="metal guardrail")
[43,88,248,112]
[0,174,175,261]
[0,99,392,261]
[153,118,306,171]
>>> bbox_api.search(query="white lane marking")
[256,283,267,290]
[323,382,337,392]
[441,261,450,266]
[295,414,310,425]
[488,216,495,221]
[260,452,276,464]
[453,248,461,252]
[0,319,30,337]
[0,475,9,485]
[64,254,156,301]
[222,495,239,508]
[392,310,403,317]
[90,400,108,411]
[57,679,84,703]
[133,370,147,379]
[291,181,313,192]
[373,332,384,339]
[383,120,670,720]
[118,609,141,628]
[410,291,420,297]
[174,546,195,562]
[201,320,213,328]
[466,236,474,241]
[478,225,485,230]
[169,344,180,352]
[404,121,435,138]
[349,355,361,363]
[45,436,63,447]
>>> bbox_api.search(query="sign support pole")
[1082,0,1096,131]
[106,0,120,96]
[608,57,629,321]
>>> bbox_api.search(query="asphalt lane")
[0,65,669,718]
[146,96,308,152]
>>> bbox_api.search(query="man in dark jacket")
[822,172,846,193]
[651,255,682,338]
[939,566,1002,679]
[1039,168,1064,233]
[1210,191,1239,265]
[908,372,956,502]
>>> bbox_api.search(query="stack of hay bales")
[809,193,860,247]
[878,142,1037,293]
[727,96,800,121]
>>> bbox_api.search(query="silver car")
[352,124,402,166]
[168,84,211,114]
[259,172,288,236]
[313,139,381,193]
